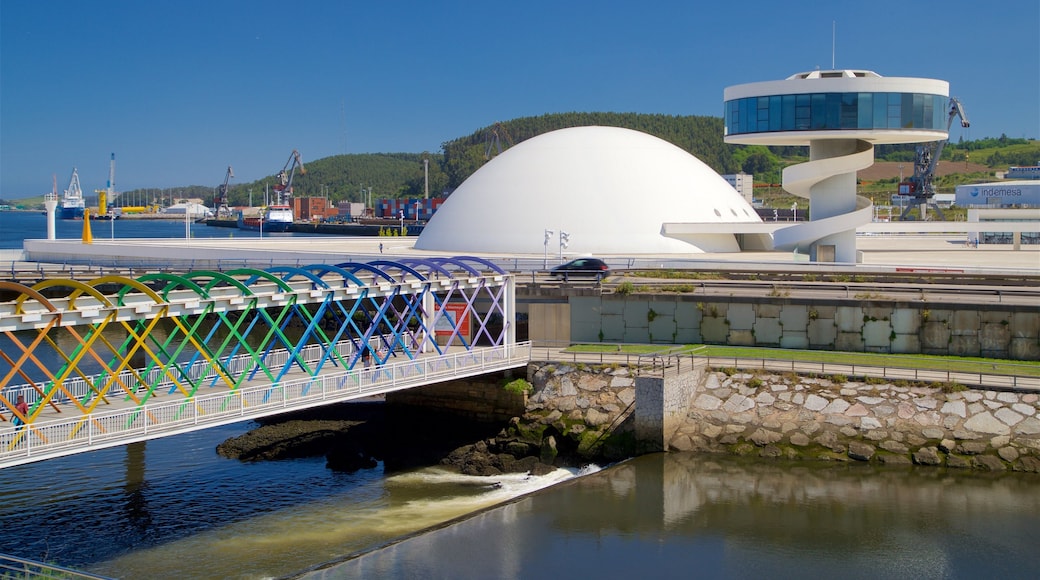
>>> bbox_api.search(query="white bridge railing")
[3,336,385,407]
[0,342,532,469]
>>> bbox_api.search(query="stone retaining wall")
[671,370,1040,472]
[389,362,1040,473]
[568,296,1040,360]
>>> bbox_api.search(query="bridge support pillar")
[634,366,703,453]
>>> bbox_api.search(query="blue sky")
[2,0,1037,198]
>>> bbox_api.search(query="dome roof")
[415,126,761,255]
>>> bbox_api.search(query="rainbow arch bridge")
[0,256,528,469]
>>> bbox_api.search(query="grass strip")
[562,343,1040,377]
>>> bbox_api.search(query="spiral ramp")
[772,139,875,255]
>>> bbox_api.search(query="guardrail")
[699,356,1040,392]
[1,342,532,469]
[529,344,705,377]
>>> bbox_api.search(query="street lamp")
[543,229,554,268]
[559,230,570,260]
[791,202,798,221]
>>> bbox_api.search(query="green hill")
[6,114,1037,210]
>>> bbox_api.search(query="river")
[1,209,1039,579]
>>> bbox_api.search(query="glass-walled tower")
[724,70,950,262]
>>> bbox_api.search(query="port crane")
[484,122,514,161]
[273,150,306,205]
[215,165,234,218]
[898,97,970,220]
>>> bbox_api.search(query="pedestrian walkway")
[1,342,531,469]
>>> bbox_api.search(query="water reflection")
[327,453,1040,579]
[122,442,153,538]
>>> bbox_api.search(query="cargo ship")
[237,205,294,233]
[59,168,86,220]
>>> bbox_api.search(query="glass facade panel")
[810,94,827,129]
[795,94,811,130]
[840,93,858,129]
[825,93,841,128]
[769,96,782,131]
[724,91,948,136]
[857,93,873,128]
[781,95,796,130]
[888,93,902,128]
[757,96,770,132]
[901,93,914,128]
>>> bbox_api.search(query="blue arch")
[396,258,455,279]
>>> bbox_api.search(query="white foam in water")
[384,464,602,515]
[95,463,605,579]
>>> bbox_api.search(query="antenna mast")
[831,21,836,69]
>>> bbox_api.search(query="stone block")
[1011,312,1039,339]
[912,446,942,465]
[920,320,951,351]
[950,311,980,335]
[1010,338,1040,361]
[780,305,808,332]
[973,455,1007,471]
[727,303,756,330]
[753,317,782,346]
[889,334,920,354]
[600,314,626,342]
[808,320,837,348]
[848,441,876,461]
[890,308,920,334]
[648,316,676,344]
[623,301,650,329]
[863,306,893,323]
[863,320,893,349]
[674,302,703,343]
[780,332,809,349]
[729,329,755,346]
[599,298,626,316]
[879,454,912,465]
[756,303,781,318]
[949,335,980,357]
[570,297,601,321]
[834,331,863,352]
[700,316,729,344]
[835,306,864,333]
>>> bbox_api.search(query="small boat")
[237,206,293,232]
[59,169,86,220]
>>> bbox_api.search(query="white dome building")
[415,126,762,255]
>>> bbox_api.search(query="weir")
[0,257,522,468]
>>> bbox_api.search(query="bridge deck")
[0,342,530,469]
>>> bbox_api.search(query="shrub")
[615,281,635,295]
[502,378,533,395]
[830,374,848,384]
